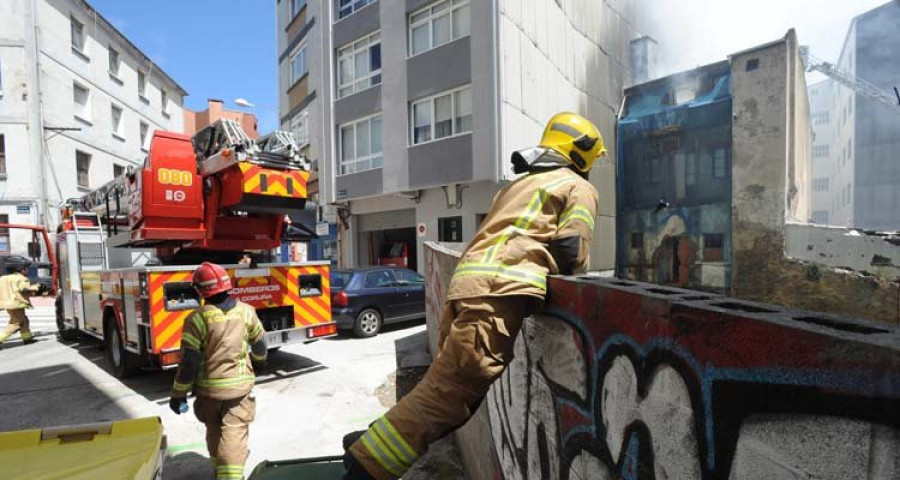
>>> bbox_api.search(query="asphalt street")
[0,303,462,479]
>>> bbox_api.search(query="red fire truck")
[55,121,336,377]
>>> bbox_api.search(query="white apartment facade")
[0,0,186,255]
[808,79,836,225]
[278,0,649,272]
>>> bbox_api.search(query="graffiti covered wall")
[424,245,900,479]
[486,277,900,479]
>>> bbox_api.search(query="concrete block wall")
[424,243,900,480]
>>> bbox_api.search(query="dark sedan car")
[331,267,426,337]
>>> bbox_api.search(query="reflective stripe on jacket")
[0,273,36,310]
[447,167,599,301]
[172,301,266,400]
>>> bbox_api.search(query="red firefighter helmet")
[192,262,232,298]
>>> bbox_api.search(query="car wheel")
[105,316,139,378]
[56,296,79,341]
[354,308,382,338]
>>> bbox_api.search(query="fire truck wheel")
[354,308,382,338]
[56,296,79,342]
[105,316,139,378]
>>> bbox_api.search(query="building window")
[685,154,697,186]
[812,211,829,224]
[73,83,91,122]
[409,0,471,56]
[111,104,124,138]
[138,71,147,99]
[290,44,307,84]
[114,164,125,178]
[290,111,309,148]
[410,86,472,144]
[438,216,463,242]
[161,89,169,116]
[0,134,6,178]
[71,16,85,52]
[140,121,150,150]
[812,145,829,159]
[108,47,120,77]
[0,215,9,253]
[703,233,724,261]
[650,157,661,183]
[338,0,372,20]
[291,0,307,17]
[76,151,91,190]
[812,112,829,125]
[339,114,383,175]
[813,178,829,192]
[631,232,643,249]
[713,148,728,179]
[745,58,759,71]
[338,32,382,98]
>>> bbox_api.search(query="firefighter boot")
[21,329,36,344]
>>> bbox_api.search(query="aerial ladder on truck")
[55,120,336,377]
[800,46,900,112]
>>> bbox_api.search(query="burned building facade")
[615,31,898,324]
[617,61,734,292]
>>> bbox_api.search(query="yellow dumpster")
[0,417,166,480]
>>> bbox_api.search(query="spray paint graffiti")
[485,277,900,480]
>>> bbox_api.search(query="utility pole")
[25,0,49,229]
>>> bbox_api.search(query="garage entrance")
[356,209,418,271]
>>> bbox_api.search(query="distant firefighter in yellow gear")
[169,262,268,480]
[0,256,46,347]
[342,112,604,480]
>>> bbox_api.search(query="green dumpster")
[248,455,345,480]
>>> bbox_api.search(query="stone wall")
[424,243,900,479]
[730,31,898,324]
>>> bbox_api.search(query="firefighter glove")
[169,396,189,415]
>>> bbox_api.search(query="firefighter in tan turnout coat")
[343,112,605,480]
[0,256,46,347]
[170,262,268,480]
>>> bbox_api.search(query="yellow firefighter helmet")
[539,112,607,173]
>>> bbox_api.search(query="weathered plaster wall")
[425,243,900,479]
[730,31,898,324]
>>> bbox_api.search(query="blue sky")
[90,0,280,133]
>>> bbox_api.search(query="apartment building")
[0,0,186,254]
[277,0,647,272]
[810,1,900,230]
[808,79,836,225]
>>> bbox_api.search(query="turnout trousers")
[0,309,32,343]
[349,296,535,480]
[194,393,256,480]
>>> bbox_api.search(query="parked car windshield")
[330,271,353,291]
